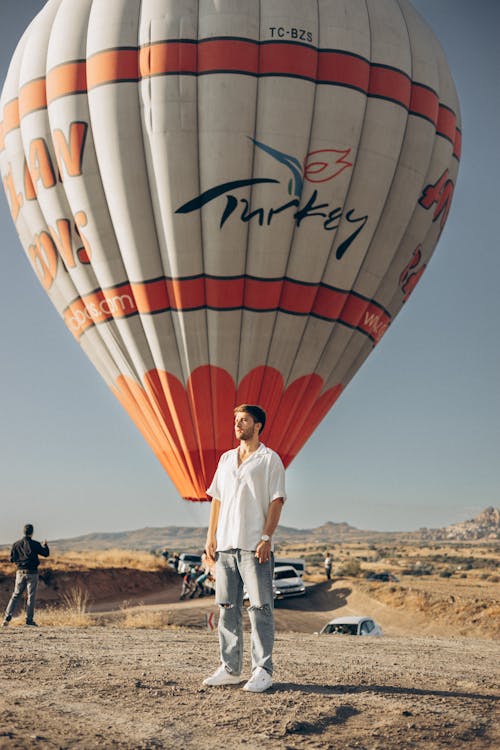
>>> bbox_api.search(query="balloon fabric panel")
[0,0,461,501]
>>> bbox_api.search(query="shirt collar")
[234,442,267,467]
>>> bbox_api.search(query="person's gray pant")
[215,549,274,676]
[4,571,39,623]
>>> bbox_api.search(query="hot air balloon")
[0,0,460,501]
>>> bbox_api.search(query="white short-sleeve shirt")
[206,443,286,551]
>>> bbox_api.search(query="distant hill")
[3,507,497,553]
[48,526,209,553]
[30,520,382,553]
[274,521,396,545]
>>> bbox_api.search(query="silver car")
[273,565,306,599]
[319,616,382,636]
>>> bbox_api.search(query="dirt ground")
[1,564,499,749]
[86,575,499,641]
[0,621,499,750]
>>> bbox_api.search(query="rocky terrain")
[0,627,498,750]
[419,507,500,542]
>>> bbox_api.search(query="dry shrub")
[338,559,362,577]
[37,607,94,628]
[412,590,432,612]
[62,586,90,613]
[1,550,167,577]
[45,549,166,572]
[37,586,94,627]
[120,607,172,629]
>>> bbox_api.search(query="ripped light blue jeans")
[216,549,274,675]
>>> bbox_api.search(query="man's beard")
[236,427,255,441]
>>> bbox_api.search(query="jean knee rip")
[248,603,272,615]
[218,602,235,609]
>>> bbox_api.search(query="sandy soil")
[1,571,499,749]
[0,620,499,750]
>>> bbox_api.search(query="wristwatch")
[260,534,271,542]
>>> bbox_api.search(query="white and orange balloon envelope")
[0,0,460,500]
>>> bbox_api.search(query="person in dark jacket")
[3,524,50,627]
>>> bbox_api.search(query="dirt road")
[1,625,498,750]
[89,577,500,640]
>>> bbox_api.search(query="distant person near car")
[179,570,195,600]
[3,524,50,627]
[204,404,286,693]
[324,552,332,580]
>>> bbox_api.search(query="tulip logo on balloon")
[249,139,353,196]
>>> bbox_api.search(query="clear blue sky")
[0,0,498,544]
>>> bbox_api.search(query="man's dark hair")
[234,404,266,434]
[24,524,34,537]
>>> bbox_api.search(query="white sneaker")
[242,667,273,692]
[202,665,243,686]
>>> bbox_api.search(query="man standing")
[2,524,50,627]
[203,404,285,693]
[324,552,332,580]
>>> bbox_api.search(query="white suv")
[273,565,306,599]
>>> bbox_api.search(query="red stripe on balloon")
[410,83,439,125]
[279,281,318,314]
[165,277,206,309]
[62,276,391,344]
[437,104,456,144]
[317,51,369,90]
[198,38,259,73]
[139,41,198,77]
[369,66,411,107]
[206,276,244,308]
[47,61,87,101]
[87,48,139,89]
[244,277,283,309]
[19,78,47,118]
[1,41,460,157]
[0,98,20,149]
[260,41,318,78]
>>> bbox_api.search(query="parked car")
[275,558,306,577]
[177,553,203,574]
[319,616,382,636]
[273,565,306,599]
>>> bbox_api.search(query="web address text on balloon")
[61,277,391,346]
